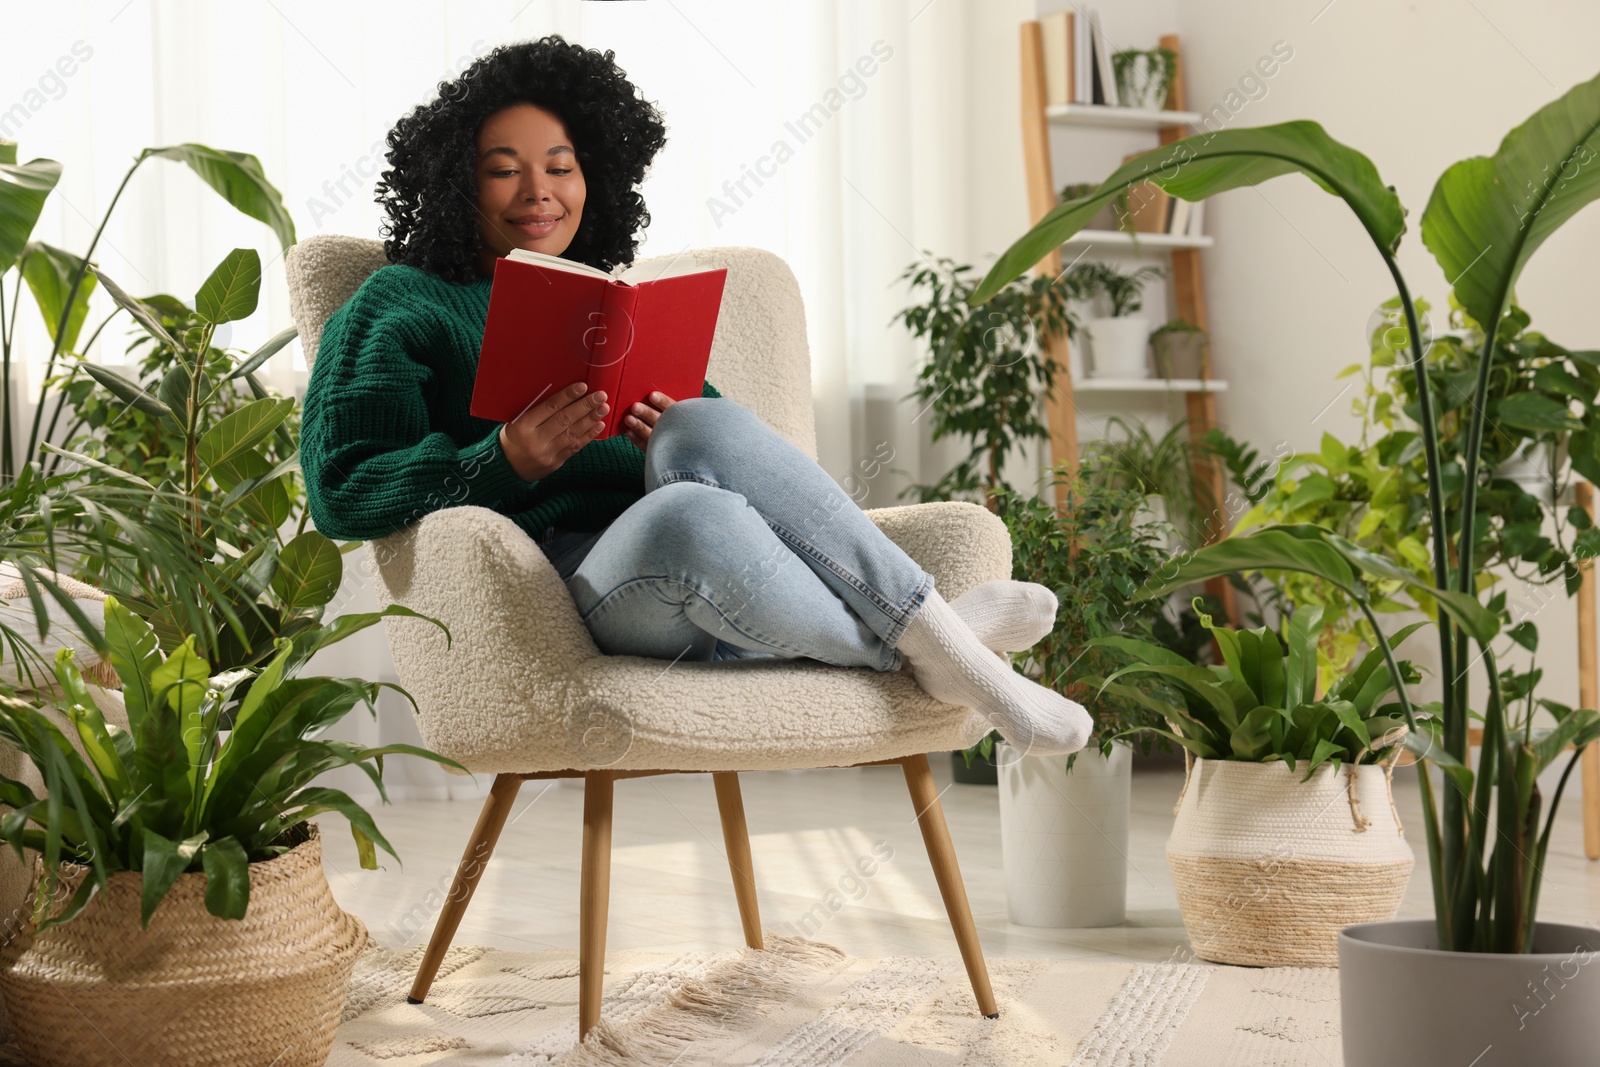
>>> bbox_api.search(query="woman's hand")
[622,391,676,452]
[499,382,610,481]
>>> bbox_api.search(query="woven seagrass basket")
[0,823,367,1066]
[1167,757,1412,967]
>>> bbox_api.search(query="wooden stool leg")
[713,771,764,949]
[409,773,523,1003]
[901,753,999,1018]
[579,771,615,1039]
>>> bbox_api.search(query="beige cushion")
[284,237,1001,775]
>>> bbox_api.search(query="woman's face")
[474,102,586,275]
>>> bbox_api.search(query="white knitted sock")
[949,579,1058,652]
[897,584,1092,757]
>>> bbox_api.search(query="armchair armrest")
[365,506,602,764]
[864,500,1013,598]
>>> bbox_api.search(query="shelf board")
[1074,378,1228,393]
[1064,229,1213,249]
[1047,103,1201,130]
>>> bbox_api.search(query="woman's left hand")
[622,391,675,451]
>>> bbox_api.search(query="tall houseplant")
[969,70,1600,1063]
[892,254,1073,510]
[986,466,1182,927]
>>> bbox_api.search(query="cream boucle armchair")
[285,235,1004,1037]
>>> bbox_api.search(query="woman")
[300,36,1091,756]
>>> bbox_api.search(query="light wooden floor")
[320,760,1600,963]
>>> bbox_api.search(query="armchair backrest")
[283,235,818,458]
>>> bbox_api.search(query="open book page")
[505,248,706,284]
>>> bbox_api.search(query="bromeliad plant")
[1093,603,1420,778]
[0,595,461,930]
[968,72,1600,953]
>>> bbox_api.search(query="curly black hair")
[374,35,668,284]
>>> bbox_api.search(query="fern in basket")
[0,594,464,931]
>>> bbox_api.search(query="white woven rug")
[329,933,1343,1065]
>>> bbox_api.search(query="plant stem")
[1383,259,1468,937]
[1,270,13,481]
[26,155,145,466]
[39,309,122,477]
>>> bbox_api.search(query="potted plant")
[986,466,1181,928]
[1149,319,1207,380]
[1112,47,1178,111]
[891,253,1074,511]
[968,68,1600,1065]
[1095,602,1418,964]
[0,596,461,1066]
[1068,262,1162,380]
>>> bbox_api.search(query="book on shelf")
[1040,11,1072,106]
[1187,198,1206,237]
[1167,196,1192,237]
[1074,11,1091,103]
[1089,8,1119,106]
[470,248,729,436]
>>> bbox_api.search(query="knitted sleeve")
[300,273,532,541]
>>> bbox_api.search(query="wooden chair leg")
[901,753,999,1018]
[409,773,523,1004]
[579,770,615,1039]
[713,771,764,949]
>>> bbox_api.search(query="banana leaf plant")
[1091,602,1422,778]
[0,138,296,481]
[0,594,460,931]
[968,72,1600,953]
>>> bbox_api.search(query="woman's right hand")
[499,382,609,481]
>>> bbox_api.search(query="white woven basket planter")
[1167,757,1413,967]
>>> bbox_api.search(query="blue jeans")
[538,397,934,671]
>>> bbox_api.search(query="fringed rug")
[329,933,1343,1065]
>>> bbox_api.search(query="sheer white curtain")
[4,0,993,800]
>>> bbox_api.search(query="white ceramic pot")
[1166,757,1412,966]
[1341,919,1600,1067]
[997,742,1131,928]
[1085,317,1151,379]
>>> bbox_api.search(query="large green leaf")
[140,829,207,927]
[1135,527,1362,600]
[79,362,173,421]
[200,836,250,920]
[20,242,97,352]
[0,153,60,274]
[89,267,179,350]
[228,325,297,380]
[1422,70,1600,333]
[197,396,294,475]
[970,121,1405,305]
[271,532,342,612]
[142,145,296,250]
[194,248,261,326]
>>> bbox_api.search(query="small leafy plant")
[0,595,463,931]
[1094,602,1420,778]
[1066,261,1163,318]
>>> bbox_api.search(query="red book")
[470,248,729,437]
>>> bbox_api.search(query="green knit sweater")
[300,263,721,543]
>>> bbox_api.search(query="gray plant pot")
[1339,919,1600,1067]
[1151,330,1205,380]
